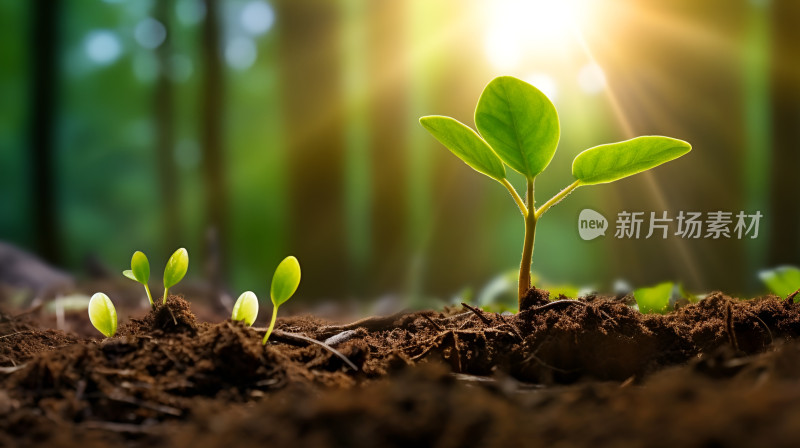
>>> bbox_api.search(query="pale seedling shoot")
[123,251,153,306]
[162,248,189,304]
[88,292,118,338]
[232,291,259,326]
[420,76,691,310]
[263,256,301,345]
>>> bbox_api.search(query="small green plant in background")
[760,266,800,300]
[88,292,117,338]
[232,291,259,326]
[633,281,675,314]
[263,256,301,345]
[162,248,189,304]
[420,75,692,310]
[123,251,153,306]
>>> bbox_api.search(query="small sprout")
[88,292,117,338]
[633,282,674,314]
[263,256,301,345]
[421,75,691,310]
[759,266,800,300]
[123,251,153,306]
[232,291,259,326]
[162,248,189,304]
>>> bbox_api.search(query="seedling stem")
[519,179,537,299]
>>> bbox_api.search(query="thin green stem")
[162,287,169,305]
[500,178,528,217]
[144,284,153,307]
[263,305,279,345]
[534,180,582,220]
[518,179,537,304]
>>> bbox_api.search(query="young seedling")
[162,248,189,304]
[232,291,259,326]
[123,251,153,306]
[88,292,117,338]
[420,76,692,310]
[263,256,301,345]
[759,266,800,300]
[633,281,675,314]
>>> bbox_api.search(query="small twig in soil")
[745,310,774,346]
[166,306,178,326]
[270,329,359,371]
[107,391,183,416]
[787,288,800,303]
[532,299,588,313]
[497,313,523,341]
[420,313,444,332]
[323,330,359,346]
[461,302,493,326]
[726,302,740,352]
[315,311,411,338]
[0,364,26,374]
[0,330,33,339]
[81,421,161,435]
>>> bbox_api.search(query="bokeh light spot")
[577,63,606,94]
[225,37,257,70]
[241,1,275,35]
[134,18,167,49]
[84,30,122,65]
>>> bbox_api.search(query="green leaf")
[419,116,506,181]
[131,251,150,284]
[634,282,674,314]
[163,248,189,289]
[271,256,301,307]
[122,270,137,281]
[759,266,800,299]
[474,76,560,179]
[572,136,691,185]
[88,292,117,338]
[232,291,259,326]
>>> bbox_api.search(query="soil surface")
[3,289,800,447]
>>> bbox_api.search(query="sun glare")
[483,0,589,70]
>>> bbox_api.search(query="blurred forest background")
[1,0,799,306]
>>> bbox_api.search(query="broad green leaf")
[759,266,800,300]
[271,256,301,307]
[572,136,691,185]
[232,291,259,326]
[634,282,674,314]
[419,116,506,181]
[164,248,189,289]
[474,76,560,179]
[88,292,117,338]
[131,251,150,284]
[122,270,137,281]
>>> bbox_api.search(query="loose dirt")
[2,289,800,447]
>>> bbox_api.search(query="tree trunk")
[155,0,179,253]
[767,1,800,265]
[201,0,227,306]
[28,0,61,264]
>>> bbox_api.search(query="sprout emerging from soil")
[760,266,800,300]
[633,282,674,314]
[232,291,259,326]
[123,250,153,306]
[420,75,691,310]
[263,256,301,344]
[88,292,117,338]
[163,248,189,304]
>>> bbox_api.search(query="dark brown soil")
[3,290,800,447]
